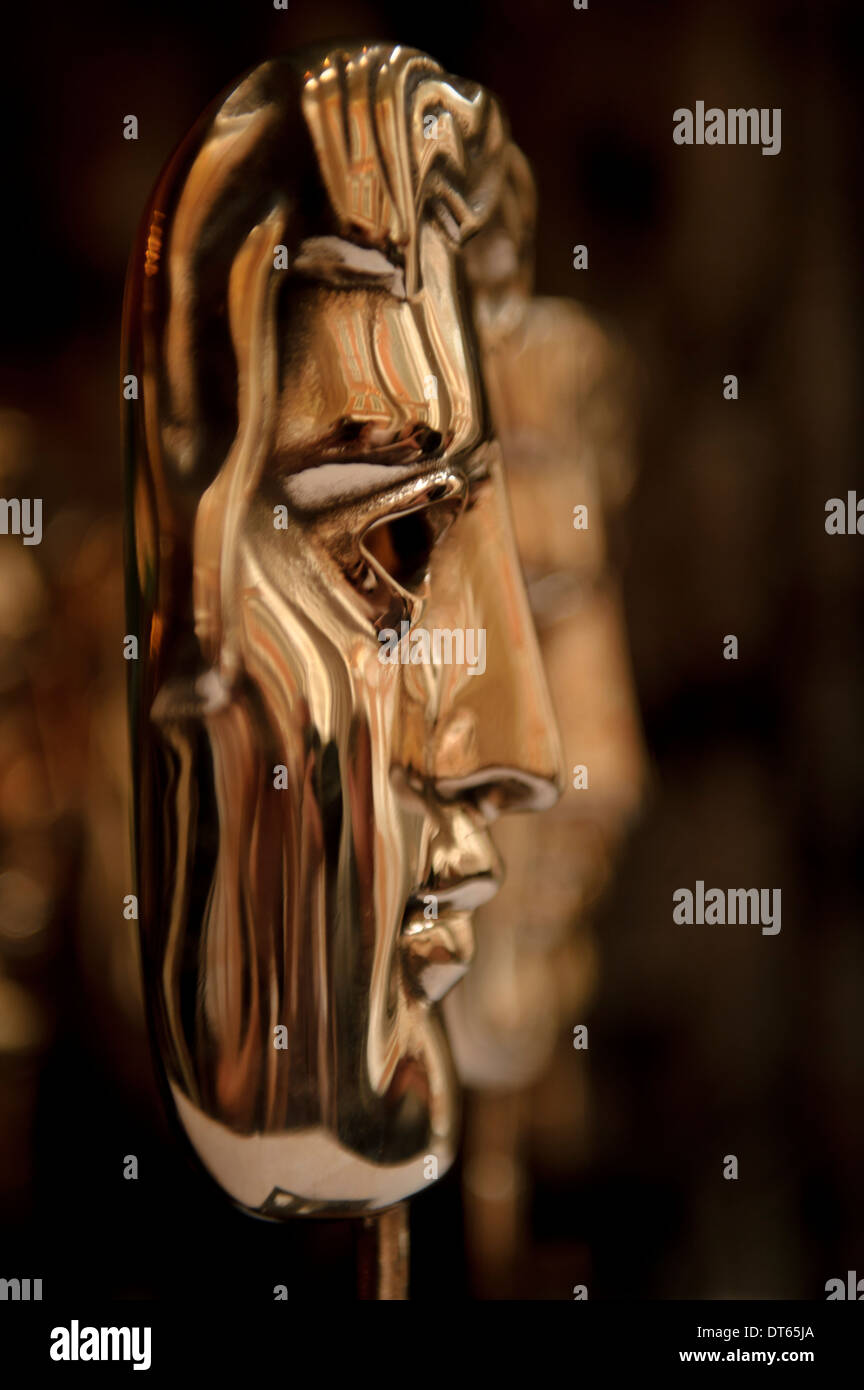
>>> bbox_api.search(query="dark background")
[0,0,861,1300]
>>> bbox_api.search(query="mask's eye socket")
[353,498,462,627]
[365,509,435,593]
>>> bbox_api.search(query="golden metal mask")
[123,43,563,1218]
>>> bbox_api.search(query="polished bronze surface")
[124,45,563,1217]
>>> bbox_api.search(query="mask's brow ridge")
[291,236,407,298]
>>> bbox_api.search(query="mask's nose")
[424,455,565,820]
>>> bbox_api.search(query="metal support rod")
[356,1202,410,1300]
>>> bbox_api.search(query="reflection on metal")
[123,45,563,1220]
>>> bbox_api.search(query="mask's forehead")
[300,44,511,293]
[133,45,533,511]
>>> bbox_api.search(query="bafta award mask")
[124,44,562,1217]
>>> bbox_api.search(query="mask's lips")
[406,870,501,918]
[399,871,501,1002]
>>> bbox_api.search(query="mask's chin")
[170,1084,456,1216]
[400,906,476,1002]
